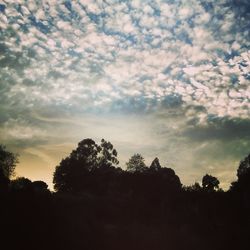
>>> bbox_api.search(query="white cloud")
[0,1,250,189]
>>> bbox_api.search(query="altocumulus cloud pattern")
[0,0,249,116]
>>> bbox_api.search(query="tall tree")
[53,138,119,192]
[126,154,147,173]
[69,138,101,171]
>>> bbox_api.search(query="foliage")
[10,177,32,191]
[0,144,18,179]
[237,153,250,179]
[202,174,220,192]
[32,180,49,192]
[97,139,119,168]
[53,138,119,192]
[155,167,182,191]
[230,153,250,193]
[3,142,250,250]
[126,153,147,173]
[149,157,161,171]
[183,182,202,192]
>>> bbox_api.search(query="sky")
[0,0,249,190]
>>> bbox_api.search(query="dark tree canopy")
[237,153,250,179]
[10,177,32,191]
[0,145,18,179]
[149,158,181,190]
[32,181,49,192]
[184,182,202,192]
[157,167,182,191]
[4,140,250,250]
[98,139,119,168]
[126,154,147,173]
[69,138,100,171]
[230,153,250,193]
[150,157,161,171]
[202,174,220,192]
[53,138,119,192]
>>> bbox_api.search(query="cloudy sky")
[0,0,249,189]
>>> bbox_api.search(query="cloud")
[0,0,249,189]
[183,113,250,139]
[1,0,249,116]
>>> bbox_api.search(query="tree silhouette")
[10,177,32,192]
[126,154,147,173]
[230,153,250,193]
[53,138,119,192]
[0,145,18,179]
[149,157,161,171]
[1,143,250,250]
[32,180,49,193]
[97,139,119,168]
[157,167,182,191]
[202,174,220,192]
[183,182,202,192]
[53,138,100,192]
[237,153,250,179]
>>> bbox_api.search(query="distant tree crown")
[126,154,147,173]
[150,157,161,171]
[202,174,220,192]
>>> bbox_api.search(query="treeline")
[0,140,250,250]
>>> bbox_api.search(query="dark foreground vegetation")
[1,140,250,250]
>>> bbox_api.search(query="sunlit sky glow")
[0,0,250,189]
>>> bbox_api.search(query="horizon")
[1,0,250,190]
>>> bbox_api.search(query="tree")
[157,167,182,191]
[237,153,250,179]
[149,157,161,171]
[10,177,32,192]
[0,145,18,179]
[126,154,147,173]
[183,182,202,192]
[202,174,220,192]
[53,138,119,192]
[53,138,100,192]
[69,138,101,171]
[97,139,119,168]
[32,181,49,193]
[230,153,250,193]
